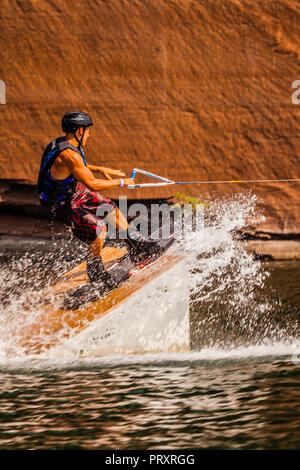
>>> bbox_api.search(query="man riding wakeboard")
[37,111,162,291]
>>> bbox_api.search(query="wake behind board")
[18,236,182,355]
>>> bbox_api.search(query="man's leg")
[89,226,107,258]
[85,226,120,286]
[87,209,128,283]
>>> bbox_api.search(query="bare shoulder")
[60,148,84,168]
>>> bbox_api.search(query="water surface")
[0,354,299,450]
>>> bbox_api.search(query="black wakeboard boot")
[63,257,127,310]
[121,229,164,264]
[86,257,117,290]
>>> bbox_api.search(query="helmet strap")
[74,127,86,157]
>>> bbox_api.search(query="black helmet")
[62,111,93,133]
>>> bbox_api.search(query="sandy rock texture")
[0,0,299,235]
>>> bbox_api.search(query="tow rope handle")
[128,168,174,189]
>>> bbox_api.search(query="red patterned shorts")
[51,182,117,244]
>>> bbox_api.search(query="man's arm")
[62,149,132,191]
[87,165,125,180]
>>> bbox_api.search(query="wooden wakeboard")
[18,238,181,355]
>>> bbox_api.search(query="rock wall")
[0,0,299,235]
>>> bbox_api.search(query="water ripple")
[0,358,299,449]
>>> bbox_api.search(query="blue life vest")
[37,137,87,206]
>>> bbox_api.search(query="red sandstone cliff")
[0,0,299,235]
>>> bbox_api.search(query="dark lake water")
[0,356,299,450]
[0,238,299,450]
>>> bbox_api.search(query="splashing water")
[184,192,298,350]
[0,192,298,362]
